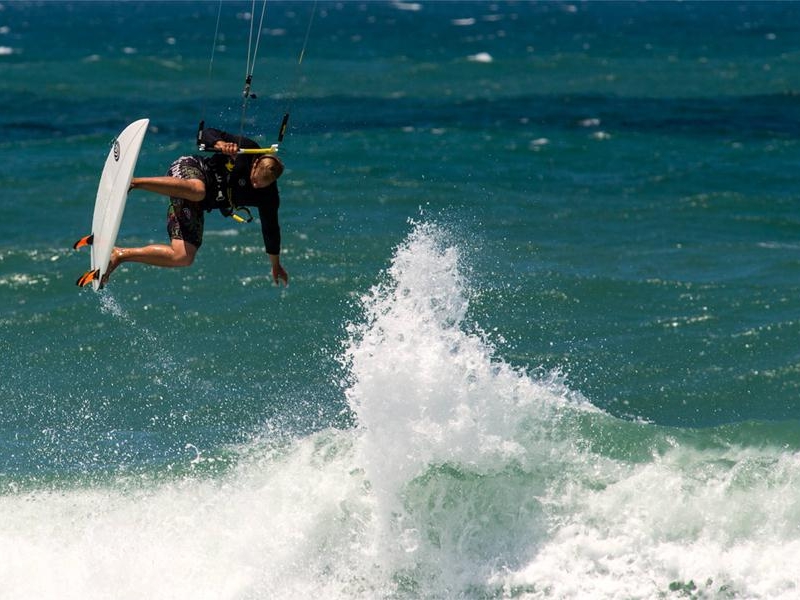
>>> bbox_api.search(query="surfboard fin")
[76,269,100,287]
[73,234,94,250]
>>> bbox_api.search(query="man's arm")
[200,127,260,153]
[257,192,288,286]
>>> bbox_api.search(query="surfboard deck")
[75,118,149,290]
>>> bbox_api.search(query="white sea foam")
[343,221,590,503]
[498,446,800,598]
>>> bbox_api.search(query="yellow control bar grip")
[237,144,279,155]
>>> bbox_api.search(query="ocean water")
[3,1,800,597]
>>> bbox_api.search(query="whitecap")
[529,137,550,151]
[467,52,493,63]
[391,1,422,11]
[206,228,239,238]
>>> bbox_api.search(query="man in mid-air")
[97,127,288,287]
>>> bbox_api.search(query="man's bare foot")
[101,248,124,286]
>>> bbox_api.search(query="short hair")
[256,155,284,179]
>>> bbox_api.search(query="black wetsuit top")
[197,128,281,255]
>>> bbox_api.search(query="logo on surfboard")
[113,140,121,162]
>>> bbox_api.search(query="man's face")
[251,157,279,189]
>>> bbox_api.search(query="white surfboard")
[75,118,149,290]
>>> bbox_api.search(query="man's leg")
[103,159,206,285]
[103,239,198,283]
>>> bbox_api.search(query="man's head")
[250,155,284,189]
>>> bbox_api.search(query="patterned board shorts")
[166,156,206,248]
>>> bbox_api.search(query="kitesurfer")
[104,127,288,286]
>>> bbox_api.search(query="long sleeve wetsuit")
[197,128,281,256]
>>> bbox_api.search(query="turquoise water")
[3,1,800,597]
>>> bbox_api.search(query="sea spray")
[345,221,590,474]
[341,220,598,592]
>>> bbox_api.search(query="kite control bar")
[236,146,279,155]
[196,120,280,154]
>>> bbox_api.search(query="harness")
[222,158,254,224]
